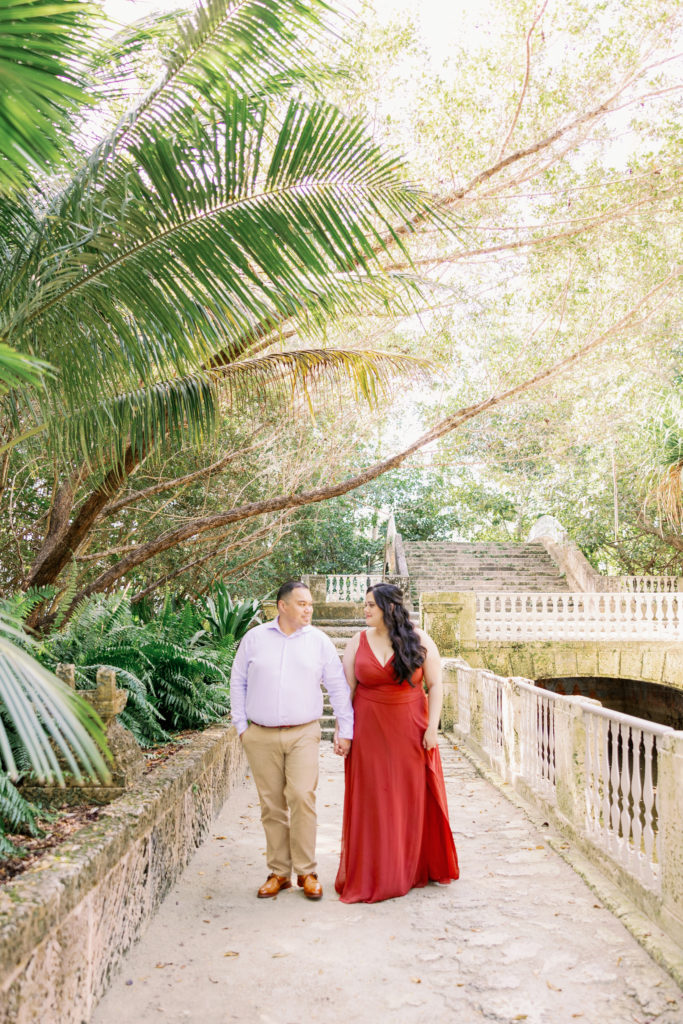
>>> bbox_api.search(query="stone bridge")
[312,516,683,728]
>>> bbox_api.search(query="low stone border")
[0,720,247,1023]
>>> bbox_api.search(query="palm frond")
[0,635,110,783]
[0,1,101,193]
[0,345,51,395]
[645,390,683,527]
[4,346,429,466]
[1,1,452,475]
[7,96,435,393]
[79,0,333,169]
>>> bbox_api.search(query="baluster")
[592,712,603,836]
[548,696,556,786]
[630,726,643,875]
[565,593,573,640]
[619,725,633,869]
[532,692,540,785]
[520,594,528,640]
[531,691,539,787]
[535,695,543,787]
[600,717,611,848]
[584,713,596,835]
[609,722,622,855]
[520,690,529,782]
[534,694,541,786]
[511,596,518,641]
[641,732,656,887]
[593,594,603,640]
[481,595,490,639]
[539,695,547,784]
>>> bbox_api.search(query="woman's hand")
[422,724,439,750]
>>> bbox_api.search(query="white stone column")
[553,698,586,831]
[657,733,683,947]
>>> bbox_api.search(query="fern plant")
[41,592,234,745]
[0,771,41,859]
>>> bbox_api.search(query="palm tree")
[0,2,115,793]
[0,0,446,621]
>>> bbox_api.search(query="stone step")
[318,625,364,636]
[314,618,366,627]
[404,539,569,598]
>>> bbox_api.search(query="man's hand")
[334,737,351,757]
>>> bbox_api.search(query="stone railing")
[441,660,683,950]
[529,515,683,594]
[304,573,410,603]
[618,576,683,593]
[326,574,382,602]
[475,591,683,642]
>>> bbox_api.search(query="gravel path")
[92,740,683,1024]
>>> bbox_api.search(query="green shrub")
[42,592,235,746]
[196,582,261,644]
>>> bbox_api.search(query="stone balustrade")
[441,659,683,951]
[618,576,683,593]
[473,591,683,642]
[303,574,410,603]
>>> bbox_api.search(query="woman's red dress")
[334,631,459,903]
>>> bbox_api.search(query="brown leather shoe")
[257,874,292,898]
[297,873,323,900]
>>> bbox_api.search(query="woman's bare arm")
[417,629,443,749]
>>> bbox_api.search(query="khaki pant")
[241,721,321,876]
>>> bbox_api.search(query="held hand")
[334,737,351,757]
[422,725,439,750]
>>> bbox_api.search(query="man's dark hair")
[276,580,309,604]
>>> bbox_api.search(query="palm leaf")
[5,96,436,414]
[2,347,429,465]
[0,635,110,784]
[0,344,51,394]
[0,1,101,193]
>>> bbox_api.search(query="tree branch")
[101,435,265,516]
[497,1,548,161]
[130,514,290,603]
[59,265,680,615]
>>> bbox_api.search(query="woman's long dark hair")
[366,583,426,685]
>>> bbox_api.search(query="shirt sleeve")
[320,636,354,740]
[230,633,250,735]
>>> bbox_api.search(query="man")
[231,580,353,900]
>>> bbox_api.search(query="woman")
[334,583,459,903]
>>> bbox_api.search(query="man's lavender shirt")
[230,617,354,739]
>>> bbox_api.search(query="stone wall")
[471,639,683,695]
[0,721,247,1024]
[528,518,605,592]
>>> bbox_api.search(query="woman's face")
[363,592,385,629]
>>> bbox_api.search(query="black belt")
[251,720,315,729]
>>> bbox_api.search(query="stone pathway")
[92,741,683,1024]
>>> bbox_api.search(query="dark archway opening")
[535,677,683,730]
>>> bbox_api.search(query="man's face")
[278,586,314,631]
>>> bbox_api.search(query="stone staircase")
[403,541,570,605]
[315,614,365,739]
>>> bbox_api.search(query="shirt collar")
[268,616,312,638]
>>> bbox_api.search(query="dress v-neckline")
[364,629,394,669]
